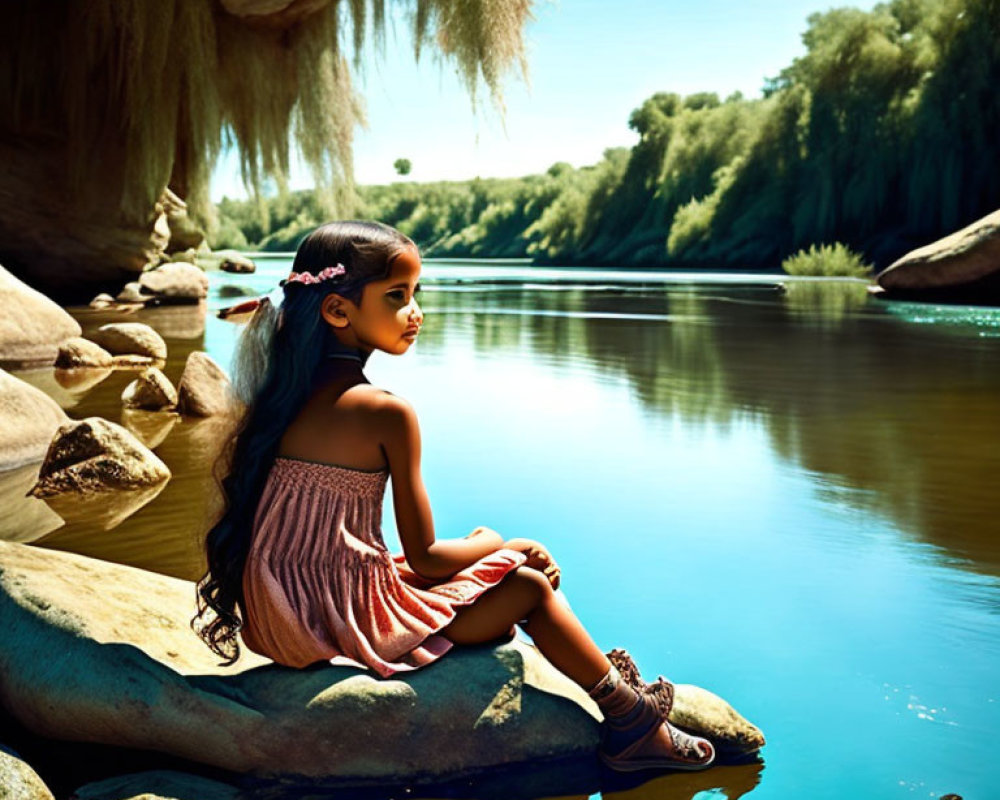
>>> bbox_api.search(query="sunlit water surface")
[11,256,1000,800]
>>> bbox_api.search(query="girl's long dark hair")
[191,220,414,665]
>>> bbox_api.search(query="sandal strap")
[606,648,675,718]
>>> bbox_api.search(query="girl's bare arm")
[378,393,505,579]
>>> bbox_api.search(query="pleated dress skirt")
[240,456,527,677]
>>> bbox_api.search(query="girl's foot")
[588,664,715,772]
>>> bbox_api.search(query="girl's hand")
[504,538,561,590]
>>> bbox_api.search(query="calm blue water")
[23,256,1000,799]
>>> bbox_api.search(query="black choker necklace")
[326,335,370,366]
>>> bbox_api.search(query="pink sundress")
[240,456,527,677]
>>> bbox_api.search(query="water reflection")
[0,462,64,543]
[420,282,1000,577]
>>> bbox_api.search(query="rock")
[26,417,170,529]
[177,352,233,417]
[28,416,170,497]
[72,770,239,800]
[171,248,199,264]
[219,253,256,274]
[89,292,116,309]
[876,208,1000,301]
[161,187,206,254]
[139,262,209,303]
[116,281,153,304]
[0,743,55,800]
[0,368,70,471]
[90,323,167,360]
[0,541,601,784]
[54,337,113,369]
[0,264,82,368]
[121,368,178,411]
[671,684,766,758]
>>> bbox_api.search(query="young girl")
[192,220,715,773]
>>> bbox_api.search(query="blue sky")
[210,0,875,199]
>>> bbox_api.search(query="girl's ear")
[320,293,352,328]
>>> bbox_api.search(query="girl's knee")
[511,565,552,600]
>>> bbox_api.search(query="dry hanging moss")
[0,0,531,230]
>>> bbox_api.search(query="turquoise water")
[23,256,1000,799]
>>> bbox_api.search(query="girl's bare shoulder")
[339,383,405,410]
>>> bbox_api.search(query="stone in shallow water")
[876,208,1000,301]
[116,281,154,304]
[90,323,167,360]
[121,368,178,411]
[28,416,170,496]
[671,683,766,757]
[139,261,209,303]
[177,352,234,417]
[54,337,113,369]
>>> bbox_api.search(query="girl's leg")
[441,565,716,770]
[440,566,611,691]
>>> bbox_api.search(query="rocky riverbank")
[0,258,765,800]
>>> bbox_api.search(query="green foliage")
[212,0,1000,271]
[781,243,872,277]
[394,158,412,176]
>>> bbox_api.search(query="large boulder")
[876,208,1000,302]
[177,352,234,417]
[0,541,601,786]
[0,369,70,472]
[139,262,209,304]
[0,264,82,368]
[90,323,167,360]
[0,541,765,792]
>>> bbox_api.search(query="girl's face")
[324,244,424,355]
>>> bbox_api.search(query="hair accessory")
[282,264,347,286]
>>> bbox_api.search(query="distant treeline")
[212,0,1000,269]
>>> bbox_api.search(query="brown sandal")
[589,662,715,772]
[607,648,675,711]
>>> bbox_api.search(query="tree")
[394,158,413,176]
[0,0,534,298]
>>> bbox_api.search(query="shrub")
[781,242,872,277]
